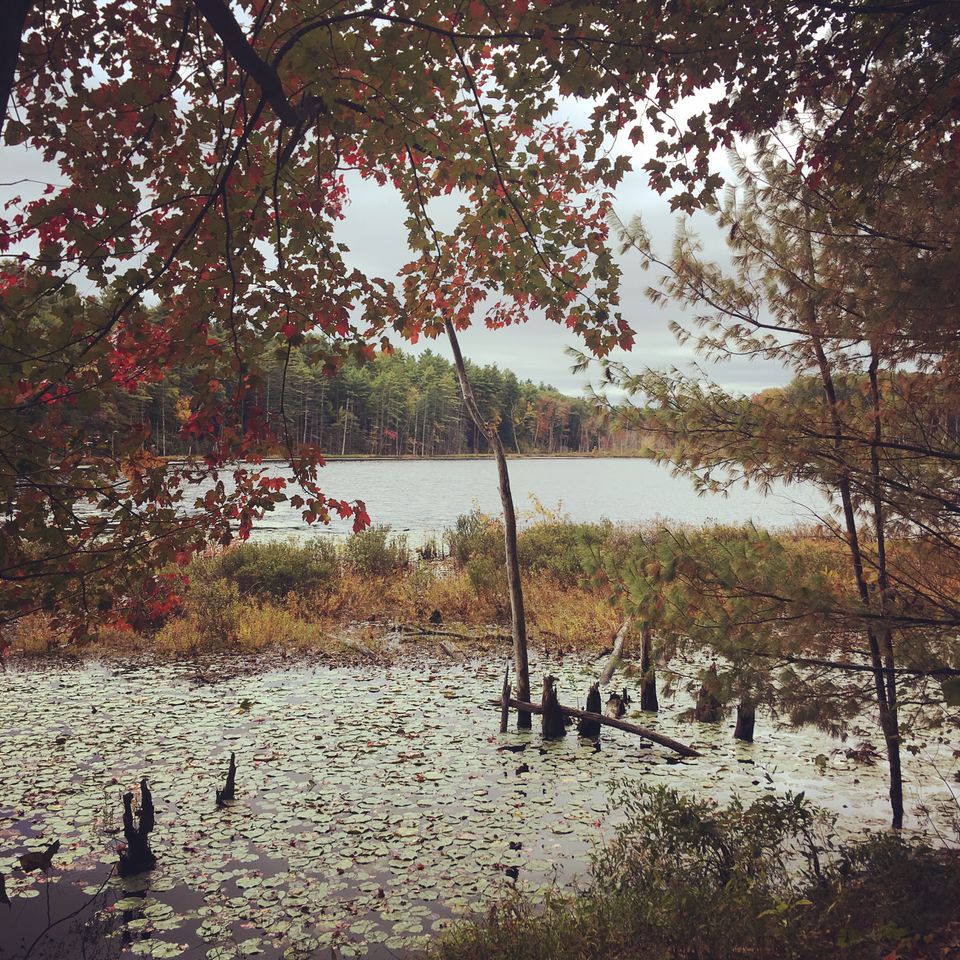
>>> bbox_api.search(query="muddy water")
[1,656,957,960]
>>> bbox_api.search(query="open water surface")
[196,457,833,540]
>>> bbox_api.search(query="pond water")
[207,457,832,541]
[2,655,957,960]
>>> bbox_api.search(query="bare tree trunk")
[639,625,659,712]
[445,320,531,727]
[599,617,631,686]
[801,227,903,829]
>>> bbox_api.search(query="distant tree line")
[80,343,648,458]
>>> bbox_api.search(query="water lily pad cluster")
[1,656,957,959]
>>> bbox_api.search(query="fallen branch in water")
[599,617,631,686]
[489,696,700,758]
[392,622,511,644]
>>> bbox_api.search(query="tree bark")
[801,228,903,828]
[445,319,531,727]
[492,696,700,757]
[694,665,723,723]
[599,617,631,686]
[639,625,659,712]
[216,751,237,806]
[541,675,566,739]
[0,0,32,144]
[733,701,755,743]
[579,682,602,737]
[119,779,157,876]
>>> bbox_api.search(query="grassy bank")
[429,785,960,960]
[6,513,900,665]
[10,514,635,659]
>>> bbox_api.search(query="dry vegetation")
[8,516,626,662]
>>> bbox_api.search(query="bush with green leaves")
[431,784,960,960]
[445,511,503,567]
[517,520,610,585]
[192,539,339,599]
[182,574,240,646]
[447,512,615,585]
[343,525,409,575]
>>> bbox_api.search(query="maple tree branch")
[193,0,301,125]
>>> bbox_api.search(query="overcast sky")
[331,93,793,398]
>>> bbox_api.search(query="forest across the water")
[72,345,649,459]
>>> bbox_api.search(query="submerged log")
[578,683,602,737]
[541,675,566,739]
[734,701,756,743]
[639,626,659,712]
[599,618,631,686]
[119,779,156,877]
[216,751,237,807]
[490,697,700,758]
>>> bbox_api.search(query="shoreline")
[139,450,657,464]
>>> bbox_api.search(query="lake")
[231,457,832,541]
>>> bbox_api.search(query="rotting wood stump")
[578,683,602,737]
[216,751,237,807]
[499,666,511,734]
[119,778,156,877]
[639,626,659,712]
[694,665,723,723]
[604,687,631,719]
[541,675,566,739]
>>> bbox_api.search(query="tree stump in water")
[604,687,631,719]
[499,666,511,734]
[216,752,237,807]
[734,701,756,743]
[541,675,566,739]
[119,779,157,877]
[639,627,659,713]
[694,665,723,723]
[578,683,602,737]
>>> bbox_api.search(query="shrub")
[343,525,409,575]
[431,785,960,960]
[234,599,315,652]
[517,520,610,585]
[446,511,503,567]
[465,554,507,602]
[193,539,338,599]
[182,575,240,645]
